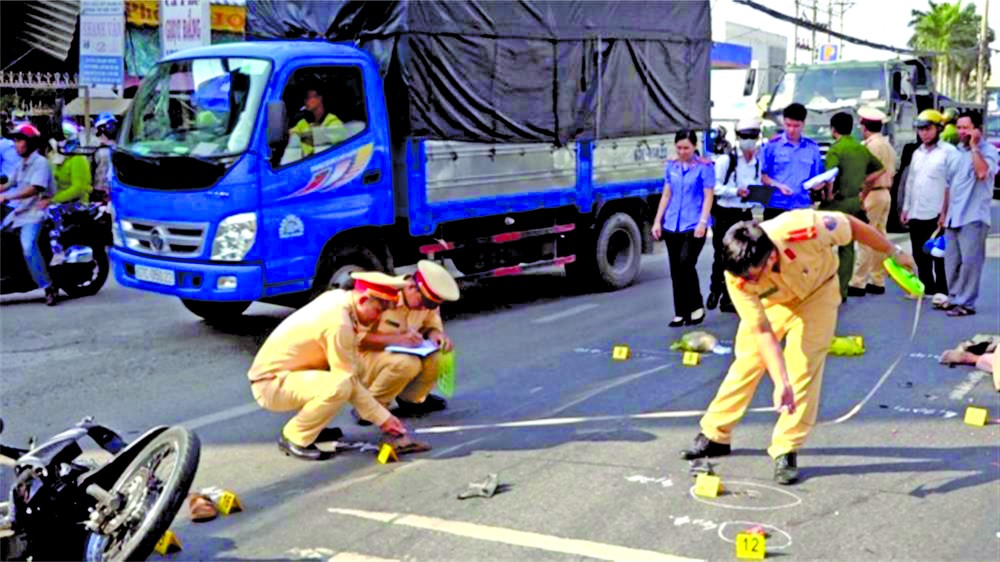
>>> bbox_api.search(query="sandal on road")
[946,306,976,317]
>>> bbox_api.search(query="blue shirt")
[0,138,18,181]
[662,158,715,232]
[946,140,998,228]
[761,133,824,210]
[2,151,54,227]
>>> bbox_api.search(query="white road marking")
[548,363,675,416]
[181,402,260,431]
[330,552,399,562]
[327,508,700,562]
[949,371,988,401]
[413,406,777,435]
[329,553,399,562]
[531,303,599,324]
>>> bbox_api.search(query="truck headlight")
[211,212,257,261]
[112,220,124,247]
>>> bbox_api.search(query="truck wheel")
[314,246,383,294]
[180,299,251,323]
[568,212,642,291]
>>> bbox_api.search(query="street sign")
[819,44,839,63]
[79,0,125,89]
[160,0,211,58]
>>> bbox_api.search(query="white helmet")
[736,117,762,134]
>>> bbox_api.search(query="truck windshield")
[772,66,886,113]
[122,57,271,158]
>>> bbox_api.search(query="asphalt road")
[2,211,999,561]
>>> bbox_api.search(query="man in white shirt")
[902,109,957,304]
[708,118,762,313]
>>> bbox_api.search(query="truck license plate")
[135,265,176,286]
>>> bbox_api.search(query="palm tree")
[909,1,994,100]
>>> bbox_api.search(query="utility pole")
[827,0,834,44]
[977,0,990,103]
[794,0,800,65]
[811,0,818,63]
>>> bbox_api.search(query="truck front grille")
[121,218,209,258]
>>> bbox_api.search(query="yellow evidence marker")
[154,530,183,556]
[736,530,766,559]
[963,406,989,427]
[612,345,631,361]
[693,473,722,498]
[377,442,400,464]
[682,351,701,366]
[216,490,244,515]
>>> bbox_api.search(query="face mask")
[739,139,757,152]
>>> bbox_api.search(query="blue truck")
[109,1,712,321]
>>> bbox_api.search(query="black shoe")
[719,300,737,314]
[278,434,329,461]
[847,286,867,298]
[352,409,373,426]
[669,316,687,328]
[680,433,731,460]
[686,308,705,326]
[44,287,58,306]
[865,284,885,295]
[773,452,799,485]
[706,291,721,310]
[396,394,448,417]
[316,426,344,442]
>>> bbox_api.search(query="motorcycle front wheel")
[84,426,200,562]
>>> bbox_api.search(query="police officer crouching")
[356,260,460,421]
[247,272,409,461]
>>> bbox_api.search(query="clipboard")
[742,184,776,205]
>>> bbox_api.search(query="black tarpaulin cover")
[247,0,710,145]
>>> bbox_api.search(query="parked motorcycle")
[0,417,200,561]
[0,202,111,299]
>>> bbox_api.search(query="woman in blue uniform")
[652,130,715,327]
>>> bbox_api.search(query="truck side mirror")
[266,101,287,147]
[892,71,906,100]
[743,69,757,97]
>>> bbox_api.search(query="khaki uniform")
[700,209,852,458]
[358,306,444,406]
[851,133,897,289]
[248,290,389,447]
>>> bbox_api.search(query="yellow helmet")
[915,109,945,128]
[941,107,957,123]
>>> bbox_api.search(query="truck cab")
[765,59,936,154]
[111,41,393,318]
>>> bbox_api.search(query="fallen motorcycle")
[0,417,199,561]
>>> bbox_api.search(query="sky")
[712,0,1000,85]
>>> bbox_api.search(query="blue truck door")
[258,61,393,294]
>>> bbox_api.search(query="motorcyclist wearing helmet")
[0,122,58,305]
[901,108,956,306]
[47,119,93,266]
[93,112,118,199]
[940,107,959,145]
[0,110,28,185]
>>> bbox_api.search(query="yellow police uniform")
[358,306,444,406]
[700,209,852,458]
[851,107,896,291]
[247,272,406,447]
[357,260,460,407]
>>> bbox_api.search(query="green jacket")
[51,154,92,204]
[821,135,882,215]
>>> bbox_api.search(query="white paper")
[802,167,839,190]
[385,339,440,357]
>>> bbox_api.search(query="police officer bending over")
[681,209,916,485]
